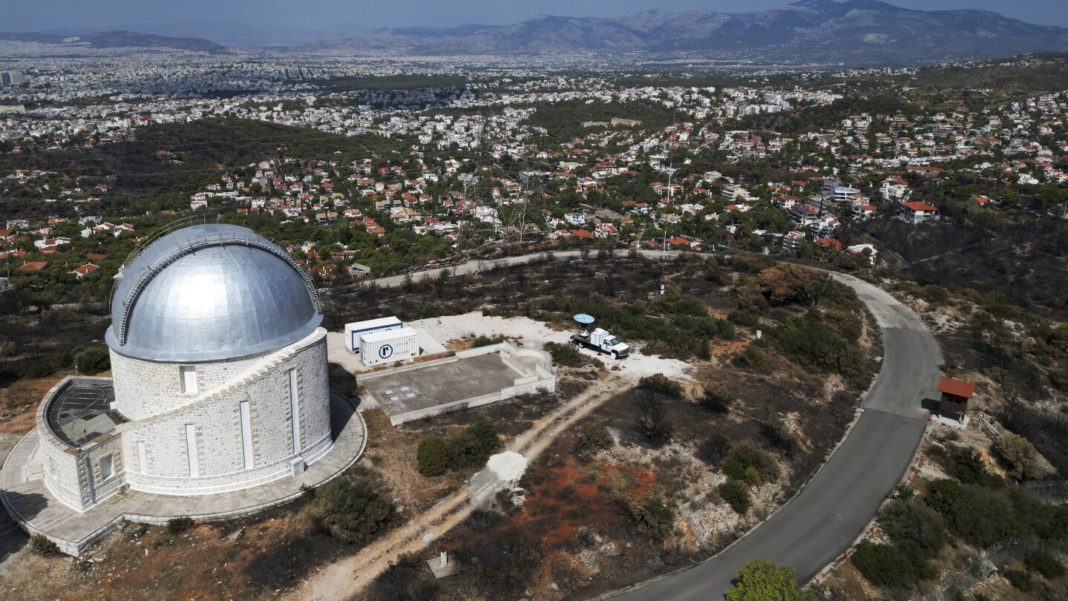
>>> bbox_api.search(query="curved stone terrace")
[45,377,124,448]
[0,388,366,556]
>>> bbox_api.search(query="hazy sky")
[6,0,1068,36]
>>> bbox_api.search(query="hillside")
[308,0,1068,64]
[0,30,227,53]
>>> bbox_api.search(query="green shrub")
[1003,569,1033,591]
[993,432,1047,481]
[417,420,502,476]
[416,436,448,477]
[577,422,614,451]
[1024,549,1066,580]
[718,479,751,514]
[699,382,732,414]
[25,353,69,378]
[923,285,950,304]
[167,516,194,534]
[727,310,760,328]
[939,448,1002,487]
[726,559,816,601]
[623,496,675,540]
[471,335,504,348]
[758,265,832,307]
[667,296,708,317]
[736,345,771,372]
[446,419,500,469]
[30,534,59,556]
[722,440,780,485]
[924,479,1024,547]
[638,373,683,398]
[312,469,393,545]
[852,541,916,588]
[880,497,947,570]
[771,316,862,376]
[760,419,799,456]
[545,341,585,367]
[73,346,110,374]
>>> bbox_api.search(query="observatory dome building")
[37,224,335,510]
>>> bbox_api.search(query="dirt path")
[291,373,629,601]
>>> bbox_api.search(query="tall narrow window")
[99,454,113,481]
[185,424,199,478]
[288,369,301,453]
[180,365,198,394]
[137,440,147,474]
[240,400,254,470]
[84,457,97,503]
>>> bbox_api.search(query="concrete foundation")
[358,342,556,425]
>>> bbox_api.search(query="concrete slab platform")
[364,353,517,416]
[428,553,459,579]
[0,392,367,556]
[358,342,556,425]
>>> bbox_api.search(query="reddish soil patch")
[508,456,632,550]
[0,373,73,435]
[508,457,655,548]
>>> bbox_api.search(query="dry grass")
[0,372,75,435]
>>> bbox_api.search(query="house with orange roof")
[71,263,100,279]
[818,237,843,251]
[901,201,938,224]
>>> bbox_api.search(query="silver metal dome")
[105,224,322,363]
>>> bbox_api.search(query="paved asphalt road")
[365,250,942,600]
[608,272,939,601]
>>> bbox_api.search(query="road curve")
[607,271,938,601]
[359,250,941,599]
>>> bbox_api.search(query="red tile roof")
[938,377,976,399]
[73,263,100,276]
[904,201,938,212]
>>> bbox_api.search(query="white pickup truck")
[570,327,630,359]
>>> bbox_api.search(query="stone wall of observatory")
[36,378,91,511]
[109,349,264,421]
[118,330,333,496]
[39,433,86,511]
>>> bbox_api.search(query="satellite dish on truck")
[573,314,595,325]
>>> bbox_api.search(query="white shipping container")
[345,316,402,353]
[360,327,417,366]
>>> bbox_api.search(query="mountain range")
[2,1,1066,65]
[0,30,227,54]
[307,0,1068,64]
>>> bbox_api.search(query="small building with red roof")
[938,377,976,421]
[901,201,938,224]
[818,237,843,250]
[71,263,100,279]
